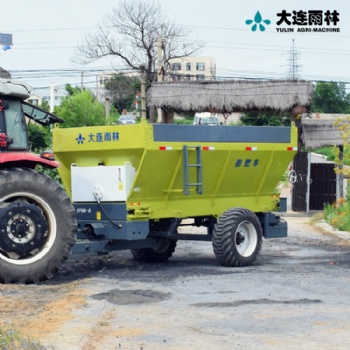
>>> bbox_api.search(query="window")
[186,63,191,70]
[196,74,205,80]
[22,101,64,126]
[196,62,205,71]
[3,99,28,149]
[172,74,182,81]
[171,63,181,71]
[100,77,110,85]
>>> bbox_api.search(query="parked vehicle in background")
[193,112,220,125]
[118,115,136,124]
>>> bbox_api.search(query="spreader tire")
[212,207,262,267]
[131,239,177,263]
[0,168,77,283]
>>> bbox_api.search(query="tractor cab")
[0,79,63,151]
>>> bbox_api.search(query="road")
[1,213,350,350]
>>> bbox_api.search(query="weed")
[0,327,53,350]
[324,187,350,231]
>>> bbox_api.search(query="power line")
[9,66,350,87]
[8,38,350,57]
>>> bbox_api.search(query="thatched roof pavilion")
[147,79,314,113]
[301,118,350,150]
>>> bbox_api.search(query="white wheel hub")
[235,221,258,257]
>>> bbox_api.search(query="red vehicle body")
[0,78,76,284]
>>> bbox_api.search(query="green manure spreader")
[0,78,305,284]
[51,122,297,275]
[0,93,298,284]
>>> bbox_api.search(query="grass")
[310,212,324,224]
[0,327,53,350]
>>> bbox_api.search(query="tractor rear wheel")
[212,207,262,267]
[131,239,177,263]
[0,168,76,283]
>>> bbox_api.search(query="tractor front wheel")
[0,168,77,283]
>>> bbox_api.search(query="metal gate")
[291,152,337,212]
[291,151,309,212]
[309,163,336,210]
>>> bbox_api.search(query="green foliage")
[27,123,51,151]
[180,113,195,121]
[311,147,337,162]
[0,326,52,349]
[65,83,82,96]
[240,112,289,126]
[324,188,350,231]
[55,89,106,128]
[35,165,61,183]
[105,74,139,114]
[39,99,50,111]
[312,81,350,113]
[322,118,350,231]
[174,118,193,125]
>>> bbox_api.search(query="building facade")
[167,56,216,81]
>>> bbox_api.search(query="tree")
[74,0,203,83]
[312,81,350,113]
[104,73,139,113]
[27,123,50,151]
[39,99,50,112]
[240,112,289,126]
[55,88,106,128]
[65,84,82,96]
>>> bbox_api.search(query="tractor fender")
[0,152,60,169]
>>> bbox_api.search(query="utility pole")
[49,83,57,113]
[157,30,165,123]
[81,71,84,90]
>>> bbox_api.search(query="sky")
[0,0,349,96]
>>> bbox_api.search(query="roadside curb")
[282,210,350,242]
[313,220,350,242]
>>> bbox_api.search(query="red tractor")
[0,79,76,283]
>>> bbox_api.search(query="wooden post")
[338,145,344,199]
[105,97,110,118]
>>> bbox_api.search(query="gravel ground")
[1,212,350,350]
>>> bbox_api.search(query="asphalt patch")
[192,298,322,308]
[90,288,171,305]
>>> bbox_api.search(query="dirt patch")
[81,310,115,350]
[0,280,88,341]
